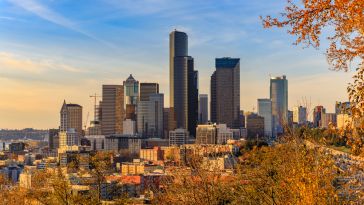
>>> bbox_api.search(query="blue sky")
[0,0,353,129]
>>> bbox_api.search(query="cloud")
[0,52,86,74]
[7,0,115,48]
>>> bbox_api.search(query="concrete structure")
[169,128,189,146]
[257,99,273,138]
[270,75,288,134]
[245,112,265,140]
[123,75,139,121]
[123,119,136,135]
[85,135,105,151]
[60,100,83,136]
[292,106,307,125]
[216,124,233,145]
[210,57,240,128]
[101,85,124,135]
[198,94,208,124]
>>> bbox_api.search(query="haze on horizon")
[0,0,352,129]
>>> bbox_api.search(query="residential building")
[105,134,142,156]
[139,147,163,162]
[210,57,240,128]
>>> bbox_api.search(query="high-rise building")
[123,75,139,121]
[140,83,159,102]
[270,75,288,134]
[245,112,265,140]
[163,108,170,139]
[210,57,240,128]
[199,94,208,124]
[170,30,188,131]
[188,67,198,137]
[101,85,124,135]
[292,106,307,125]
[60,100,83,136]
[169,30,198,137]
[257,99,272,138]
[313,106,326,128]
[148,94,164,137]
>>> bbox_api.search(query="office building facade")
[101,85,124,135]
[270,75,288,134]
[210,57,240,129]
[60,100,83,137]
[199,94,208,124]
[257,99,273,138]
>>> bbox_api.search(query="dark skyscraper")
[188,64,198,137]
[210,57,240,128]
[101,85,124,135]
[199,94,208,124]
[169,30,198,136]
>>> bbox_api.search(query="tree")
[262,0,364,155]
[262,0,363,71]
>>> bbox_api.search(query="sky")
[0,0,354,129]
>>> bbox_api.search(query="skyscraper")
[188,66,198,137]
[270,75,288,134]
[101,85,124,135]
[257,99,272,138]
[148,94,164,137]
[199,94,208,124]
[169,30,198,137]
[60,100,83,137]
[137,83,159,137]
[140,83,159,101]
[210,57,240,128]
[123,75,139,121]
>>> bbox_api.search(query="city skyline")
[0,0,353,129]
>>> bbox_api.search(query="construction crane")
[90,93,101,122]
[84,111,89,130]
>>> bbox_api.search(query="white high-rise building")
[257,99,272,138]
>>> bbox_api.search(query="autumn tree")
[262,0,364,155]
